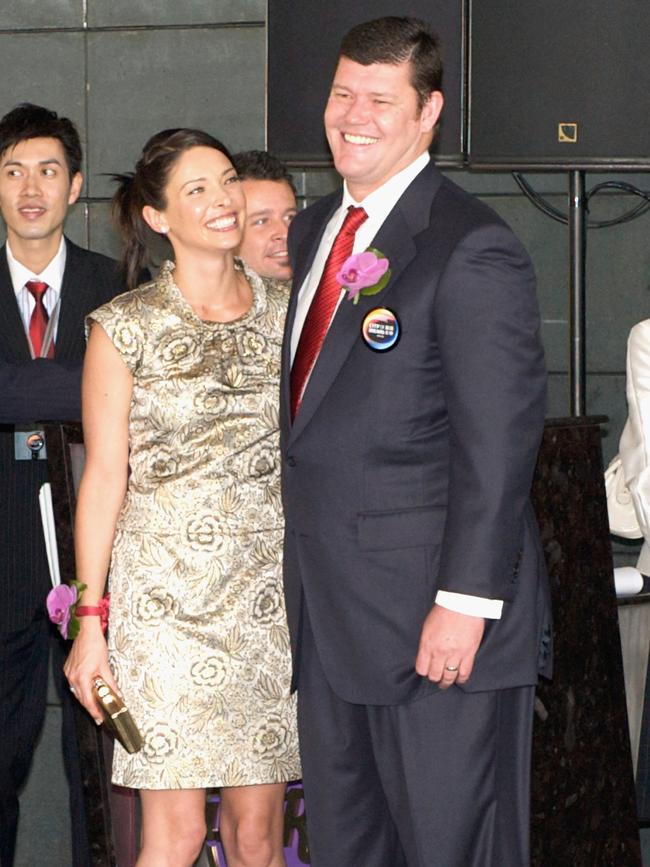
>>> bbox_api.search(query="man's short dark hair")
[0,103,82,177]
[339,16,443,110]
[231,150,296,195]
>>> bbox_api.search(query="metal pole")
[569,170,587,416]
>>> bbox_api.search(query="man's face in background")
[238,178,297,280]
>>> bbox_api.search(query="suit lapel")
[0,245,32,361]
[55,239,88,362]
[0,238,94,363]
[289,161,444,443]
[281,193,341,435]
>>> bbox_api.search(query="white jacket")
[619,319,650,574]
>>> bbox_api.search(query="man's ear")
[419,91,444,134]
[142,204,169,235]
[68,172,83,206]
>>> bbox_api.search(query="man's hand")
[415,604,485,689]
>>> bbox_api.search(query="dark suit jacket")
[280,161,551,705]
[0,239,124,633]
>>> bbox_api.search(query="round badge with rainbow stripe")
[361,307,400,352]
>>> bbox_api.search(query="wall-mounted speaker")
[468,0,650,170]
[267,1,466,166]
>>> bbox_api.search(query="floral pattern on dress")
[86,261,300,789]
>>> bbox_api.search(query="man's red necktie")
[26,280,55,359]
[290,205,368,419]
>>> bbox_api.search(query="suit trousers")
[0,616,49,867]
[297,613,535,867]
[0,615,90,867]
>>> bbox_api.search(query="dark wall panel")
[469,0,650,169]
[86,27,265,197]
[268,0,465,165]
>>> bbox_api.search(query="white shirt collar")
[7,236,67,299]
[341,151,430,220]
[289,152,431,364]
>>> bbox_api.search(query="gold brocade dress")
[87,260,300,789]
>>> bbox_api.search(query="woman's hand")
[63,619,120,724]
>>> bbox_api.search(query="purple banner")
[205,781,309,865]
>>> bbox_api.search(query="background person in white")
[280,17,551,866]
[618,320,650,796]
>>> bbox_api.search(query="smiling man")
[232,150,297,281]
[0,103,125,867]
[280,17,551,867]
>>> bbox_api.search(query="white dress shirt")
[290,151,503,620]
[619,319,650,576]
[7,236,67,344]
[290,151,430,362]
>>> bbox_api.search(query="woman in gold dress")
[64,129,300,867]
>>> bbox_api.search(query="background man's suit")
[280,160,551,865]
[0,239,123,867]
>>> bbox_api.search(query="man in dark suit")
[280,17,551,867]
[0,103,124,867]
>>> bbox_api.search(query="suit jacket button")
[287,456,296,467]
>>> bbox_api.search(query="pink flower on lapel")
[336,248,391,305]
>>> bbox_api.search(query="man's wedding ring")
[445,665,459,672]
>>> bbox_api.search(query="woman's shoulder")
[90,266,172,324]
[85,267,174,372]
[627,319,650,366]
[261,275,292,307]
[238,259,291,313]
[629,318,650,343]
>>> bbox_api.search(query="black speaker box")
[468,0,650,169]
[267,1,466,166]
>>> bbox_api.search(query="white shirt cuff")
[435,590,504,620]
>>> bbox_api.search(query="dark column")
[531,417,641,865]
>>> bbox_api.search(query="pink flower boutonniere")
[46,580,110,639]
[336,248,391,305]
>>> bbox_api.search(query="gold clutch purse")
[92,677,143,754]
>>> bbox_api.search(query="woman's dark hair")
[112,128,232,289]
[339,16,443,111]
[0,103,82,177]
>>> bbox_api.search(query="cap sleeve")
[86,294,144,374]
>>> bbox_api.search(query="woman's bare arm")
[64,323,132,720]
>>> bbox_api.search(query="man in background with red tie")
[280,17,551,866]
[0,103,124,867]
